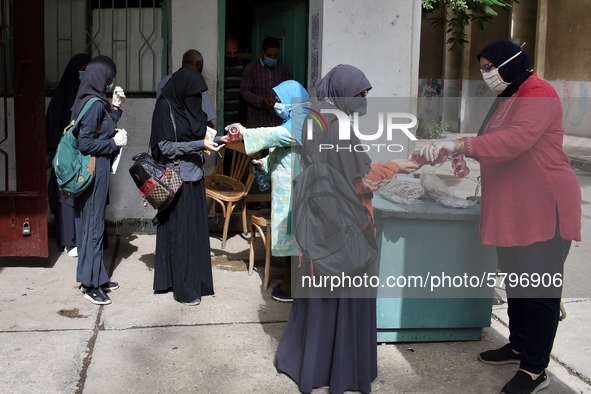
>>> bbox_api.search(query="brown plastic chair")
[205,142,258,249]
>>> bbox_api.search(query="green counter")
[373,195,497,342]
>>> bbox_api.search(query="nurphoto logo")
[305,108,417,153]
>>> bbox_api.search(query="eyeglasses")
[480,63,495,73]
[356,90,369,97]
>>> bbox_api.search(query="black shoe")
[84,287,112,305]
[271,283,293,302]
[501,370,550,394]
[479,343,522,365]
[80,281,119,293]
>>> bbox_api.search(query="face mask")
[347,97,367,116]
[263,57,278,68]
[78,70,85,81]
[274,102,291,119]
[225,56,237,67]
[481,51,522,94]
[106,82,115,92]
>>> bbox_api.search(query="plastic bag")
[437,196,476,209]
[420,170,475,209]
[379,179,424,205]
[451,153,470,178]
[420,170,455,200]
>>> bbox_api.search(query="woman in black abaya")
[46,53,91,256]
[150,66,228,305]
[73,55,127,305]
[275,65,417,393]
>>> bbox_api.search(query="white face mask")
[273,102,291,119]
[481,51,522,94]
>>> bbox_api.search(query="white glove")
[113,128,127,147]
[111,86,126,108]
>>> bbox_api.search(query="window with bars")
[45,0,169,93]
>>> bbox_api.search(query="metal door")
[0,0,48,257]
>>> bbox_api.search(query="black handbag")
[129,100,182,211]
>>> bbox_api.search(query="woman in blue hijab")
[228,79,310,301]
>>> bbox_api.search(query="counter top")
[373,195,481,221]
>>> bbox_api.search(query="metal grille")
[45,0,168,92]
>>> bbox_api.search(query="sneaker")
[84,287,112,305]
[174,296,201,306]
[272,283,293,303]
[501,370,550,394]
[66,247,78,257]
[80,281,119,293]
[479,343,522,365]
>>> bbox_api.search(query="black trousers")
[497,220,571,374]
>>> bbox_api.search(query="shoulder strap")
[72,97,103,130]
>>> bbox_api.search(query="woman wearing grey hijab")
[275,65,417,394]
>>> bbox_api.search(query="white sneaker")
[67,247,78,257]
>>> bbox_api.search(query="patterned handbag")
[129,100,183,211]
[129,153,182,211]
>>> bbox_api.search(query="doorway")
[218,0,308,128]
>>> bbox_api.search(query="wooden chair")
[249,213,272,290]
[205,143,258,249]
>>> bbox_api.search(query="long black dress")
[276,65,377,394]
[71,56,121,289]
[150,67,214,303]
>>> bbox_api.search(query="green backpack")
[53,97,103,198]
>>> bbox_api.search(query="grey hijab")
[316,64,372,115]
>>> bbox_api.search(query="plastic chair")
[205,143,258,249]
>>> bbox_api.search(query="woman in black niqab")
[73,55,123,305]
[149,66,219,305]
[46,53,91,254]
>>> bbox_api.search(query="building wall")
[419,7,445,80]
[545,0,591,81]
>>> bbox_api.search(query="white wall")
[170,0,219,104]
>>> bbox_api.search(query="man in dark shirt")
[240,36,292,128]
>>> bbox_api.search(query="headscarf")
[46,53,91,153]
[150,67,208,156]
[70,55,116,119]
[477,40,533,135]
[272,80,310,144]
[303,64,373,195]
[316,64,371,115]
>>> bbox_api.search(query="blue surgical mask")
[106,82,115,92]
[274,102,291,119]
[78,70,85,81]
[263,57,278,68]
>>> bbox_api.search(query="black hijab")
[477,40,533,135]
[304,64,372,195]
[46,53,91,152]
[70,55,117,135]
[150,67,208,155]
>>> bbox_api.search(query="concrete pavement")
[1,134,590,394]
